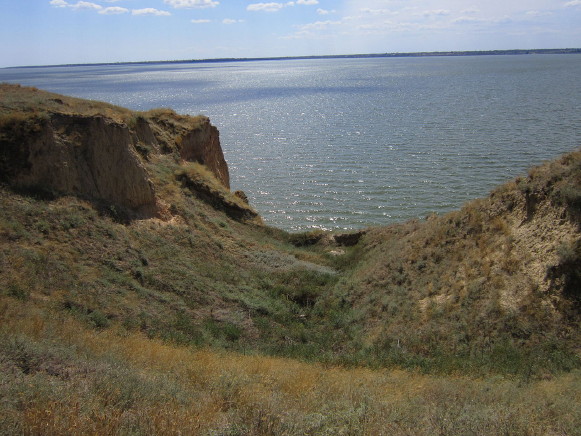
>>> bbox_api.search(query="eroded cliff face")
[179,120,229,189]
[0,84,235,219]
[5,114,158,215]
[142,108,230,188]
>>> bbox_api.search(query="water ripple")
[3,56,580,230]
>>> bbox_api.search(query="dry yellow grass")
[0,83,134,124]
[2,296,579,435]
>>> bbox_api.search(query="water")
[2,55,580,231]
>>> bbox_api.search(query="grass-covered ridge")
[341,149,581,374]
[1,85,580,434]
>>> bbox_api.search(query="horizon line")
[4,48,581,70]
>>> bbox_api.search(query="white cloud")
[49,0,103,10]
[525,10,552,17]
[51,0,173,16]
[297,20,342,31]
[360,8,396,16]
[99,6,128,14]
[247,3,285,12]
[132,8,171,16]
[164,0,219,9]
[281,0,581,51]
[223,18,244,24]
[247,0,318,12]
[191,18,211,23]
[317,8,335,15]
[49,0,69,7]
[70,1,102,10]
[282,17,343,40]
[451,16,483,24]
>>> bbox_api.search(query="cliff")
[1,85,580,433]
[0,84,237,220]
[0,84,579,375]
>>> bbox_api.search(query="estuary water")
[1,55,580,231]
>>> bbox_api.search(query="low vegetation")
[0,83,134,124]
[1,300,579,435]
[1,85,579,434]
[336,150,581,376]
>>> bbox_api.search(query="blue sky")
[1,0,580,67]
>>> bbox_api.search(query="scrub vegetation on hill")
[0,84,580,434]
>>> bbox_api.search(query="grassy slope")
[0,167,350,360]
[337,150,581,375]
[1,85,580,434]
[2,301,579,435]
[0,84,356,361]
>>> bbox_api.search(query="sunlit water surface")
[2,55,580,230]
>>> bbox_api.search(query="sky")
[1,0,580,67]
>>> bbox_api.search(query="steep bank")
[0,84,579,375]
[0,84,343,361]
[338,150,581,371]
[1,84,580,434]
[0,84,235,220]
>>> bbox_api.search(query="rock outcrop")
[2,114,158,216]
[178,119,229,189]
[142,108,230,188]
[0,84,235,219]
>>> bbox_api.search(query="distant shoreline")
[5,48,581,70]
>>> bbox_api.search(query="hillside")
[1,84,579,434]
[341,150,581,373]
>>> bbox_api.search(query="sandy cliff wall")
[6,114,158,215]
[143,109,230,189]
[0,85,233,219]
[179,118,230,190]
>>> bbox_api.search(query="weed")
[6,283,29,301]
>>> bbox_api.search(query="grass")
[307,150,581,379]
[1,85,580,433]
[3,144,578,376]
[2,150,580,371]
[0,182,350,360]
[175,162,260,223]
[0,83,133,124]
[1,297,579,436]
